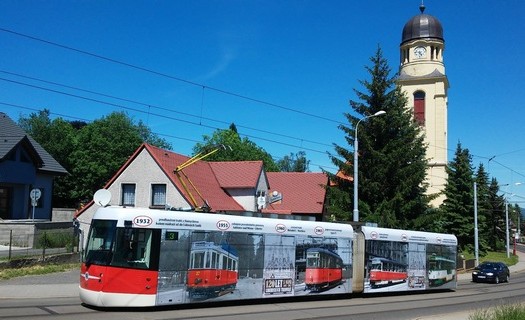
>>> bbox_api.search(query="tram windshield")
[84,219,157,270]
[306,251,320,267]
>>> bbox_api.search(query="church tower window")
[413,91,425,125]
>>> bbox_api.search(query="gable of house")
[0,112,68,220]
[77,143,245,219]
[0,113,68,175]
[209,161,269,211]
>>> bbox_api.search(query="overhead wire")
[0,27,344,125]
[0,101,337,170]
[2,27,524,178]
[0,70,333,148]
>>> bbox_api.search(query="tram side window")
[205,251,211,268]
[111,228,155,269]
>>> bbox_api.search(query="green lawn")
[462,251,519,267]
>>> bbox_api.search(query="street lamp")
[473,181,521,264]
[474,182,479,266]
[503,182,521,258]
[353,110,386,222]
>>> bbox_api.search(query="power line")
[3,27,524,179]
[0,70,333,148]
[0,27,344,125]
[0,100,340,172]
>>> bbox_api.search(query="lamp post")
[474,182,479,266]
[353,110,386,222]
[503,182,521,258]
[505,199,510,258]
[473,181,521,264]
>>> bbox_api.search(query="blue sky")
[1,1,525,201]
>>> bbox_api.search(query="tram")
[305,247,344,291]
[428,255,456,287]
[186,241,239,299]
[79,206,458,307]
[368,257,407,288]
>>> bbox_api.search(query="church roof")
[398,68,446,81]
[401,4,444,45]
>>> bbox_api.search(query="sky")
[1,1,525,202]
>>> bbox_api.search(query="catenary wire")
[0,69,333,149]
[0,27,344,125]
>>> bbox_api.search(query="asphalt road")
[2,270,525,320]
[2,245,524,319]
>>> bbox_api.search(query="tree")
[487,178,507,251]
[137,120,171,149]
[193,123,280,172]
[440,142,475,251]
[277,151,310,172]
[474,163,492,254]
[18,109,81,207]
[328,47,429,228]
[19,110,171,207]
[70,111,171,202]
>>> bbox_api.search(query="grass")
[0,263,80,281]
[469,304,525,320]
[462,251,519,267]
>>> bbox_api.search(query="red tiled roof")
[146,144,244,212]
[263,172,328,215]
[209,161,265,189]
[75,143,327,218]
[76,143,244,217]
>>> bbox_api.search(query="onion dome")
[401,4,444,44]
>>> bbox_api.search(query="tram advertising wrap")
[358,226,458,293]
[79,207,457,307]
[80,207,353,307]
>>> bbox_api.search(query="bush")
[36,231,75,249]
[469,304,525,320]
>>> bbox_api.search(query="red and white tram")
[79,206,457,307]
[368,257,407,288]
[305,247,343,291]
[187,241,239,299]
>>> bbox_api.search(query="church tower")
[398,4,449,206]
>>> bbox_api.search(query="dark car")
[472,262,510,284]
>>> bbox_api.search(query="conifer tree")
[440,142,474,250]
[486,178,506,250]
[329,47,429,228]
[474,163,491,254]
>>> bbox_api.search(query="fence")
[0,222,79,261]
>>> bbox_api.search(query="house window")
[413,91,425,126]
[122,184,136,207]
[151,184,166,207]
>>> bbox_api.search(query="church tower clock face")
[414,46,426,58]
